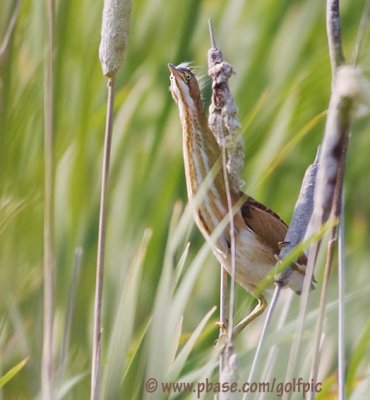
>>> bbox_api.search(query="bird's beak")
[168,63,181,79]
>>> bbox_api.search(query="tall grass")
[0,0,370,399]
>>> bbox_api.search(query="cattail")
[276,149,319,286]
[207,31,244,191]
[308,65,370,236]
[91,2,131,399]
[99,0,131,77]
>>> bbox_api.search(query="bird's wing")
[240,195,288,254]
[240,195,308,270]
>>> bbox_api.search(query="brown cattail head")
[208,48,244,191]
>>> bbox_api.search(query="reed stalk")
[42,0,55,398]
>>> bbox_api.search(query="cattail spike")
[99,0,131,77]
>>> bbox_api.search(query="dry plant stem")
[219,149,239,398]
[309,134,348,398]
[337,192,345,400]
[219,267,228,397]
[209,19,229,344]
[308,1,350,394]
[284,3,347,393]
[221,148,236,344]
[208,20,239,397]
[327,0,345,75]
[42,0,55,399]
[208,18,216,49]
[207,19,241,343]
[207,20,243,191]
[276,149,319,286]
[219,266,228,335]
[308,232,337,400]
[91,75,116,400]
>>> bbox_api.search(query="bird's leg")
[232,295,267,339]
[217,266,229,332]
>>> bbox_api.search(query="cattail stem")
[208,19,229,345]
[309,129,348,398]
[219,266,228,336]
[208,20,239,398]
[284,2,347,391]
[91,75,116,400]
[327,0,345,75]
[91,1,130,397]
[337,191,345,400]
[221,148,236,344]
[42,0,55,398]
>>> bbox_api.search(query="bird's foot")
[215,320,228,331]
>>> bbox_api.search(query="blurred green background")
[1,0,370,399]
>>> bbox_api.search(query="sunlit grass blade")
[102,229,152,399]
[166,306,217,382]
[0,357,28,388]
[56,373,87,400]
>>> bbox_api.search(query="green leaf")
[0,357,29,388]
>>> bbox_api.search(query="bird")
[168,62,309,338]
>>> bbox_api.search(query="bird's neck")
[180,106,222,194]
[179,103,232,239]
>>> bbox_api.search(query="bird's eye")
[184,73,191,82]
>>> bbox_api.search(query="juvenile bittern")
[168,63,308,338]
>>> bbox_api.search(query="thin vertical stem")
[208,18,216,49]
[218,265,228,381]
[309,108,348,398]
[91,75,116,400]
[308,228,337,400]
[209,17,228,342]
[338,191,345,400]
[326,0,345,74]
[42,0,55,398]
[221,149,236,344]
[219,266,228,335]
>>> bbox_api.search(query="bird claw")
[278,241,289,250]
[215,320,228,330]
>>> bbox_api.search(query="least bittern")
[168,63,309,338]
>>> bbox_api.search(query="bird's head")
[168,63,203,118]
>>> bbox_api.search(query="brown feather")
[240,195,288,254]
[240,194,308,274]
